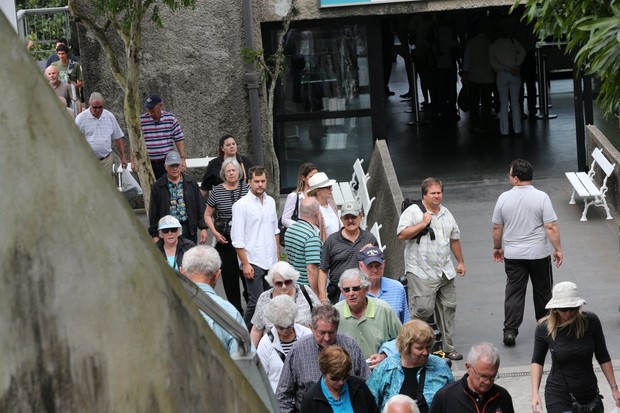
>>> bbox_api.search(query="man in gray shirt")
[492,159,563,346]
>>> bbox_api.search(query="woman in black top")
[204,158,249,314]
[200,134,252,198]
[531,282,620,413]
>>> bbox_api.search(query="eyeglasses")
[328,373,350,382]
[91,106,103,109]
[161,228,178,234]
[314,329,337,337]
[273,279,294,288]
[341,285,363,293]
[557,307,578,313]
[275,324,294,332]
[470,365,499,382]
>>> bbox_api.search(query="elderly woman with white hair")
[257,294,312,392]
[383,395,420,413]
[204,157,250,315]
[250,261,321,347]
[156,215,195,270]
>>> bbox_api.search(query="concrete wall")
[367,140,406,279]
[586,125,620,216]
[0,16,269,412]
[75,1,252,170]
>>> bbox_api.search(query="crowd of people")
[145,142,619,412]
[384,11,538,137]
[56,33,618,411]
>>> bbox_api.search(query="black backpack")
[401,197,436,244]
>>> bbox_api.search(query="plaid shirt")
[397,204,460,280]
[276,334,371,413]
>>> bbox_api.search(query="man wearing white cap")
[319,200,377,304]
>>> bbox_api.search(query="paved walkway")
[385,70,620,410]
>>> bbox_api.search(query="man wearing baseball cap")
[148,151,207,245]
[319,200,377,304]
[140,93,187,179]
[358,245,410,324]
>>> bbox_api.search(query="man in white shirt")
[231,165,279,329]
[75,92,127,175]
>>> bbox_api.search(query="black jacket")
[200,154,253,192]
[156,237,195,269]
[429,375,515,413]
[300,375,378,413]
[148,173,207,238]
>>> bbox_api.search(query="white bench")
[351,158,375,229]
[565,147,615,221]
[186,156,216,169]
[369,222,386,252]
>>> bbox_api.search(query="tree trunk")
[264,84,280,202]
[124,20,155,211]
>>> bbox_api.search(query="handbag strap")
[292,193,300,221]
[417,367,427,407]
[549,340,579,401]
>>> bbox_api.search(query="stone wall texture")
[0,16,269,412]
[367,140,406,278]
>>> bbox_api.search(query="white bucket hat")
[545,281,587,309]
[306,172,336,194]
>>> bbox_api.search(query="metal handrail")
[173,270,252,355]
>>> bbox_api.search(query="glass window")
[276,25,370,114]
[269,21,376,190]
[278,116,373,188]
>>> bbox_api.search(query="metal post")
[536,55,557,120]
[407,46,427,126]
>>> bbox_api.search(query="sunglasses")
[274,279,294,288]
[161,228,178,234]
[328,373,350,382]
[341,285,363,293]
[91,106,103,109]
[275,324,294,332]
[557,307,578,312]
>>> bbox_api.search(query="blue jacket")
[367,353,454,411]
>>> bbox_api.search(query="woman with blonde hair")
[368,320,453,412]
[281,162,317,228]
[306,172,340,241]
[531,281,620,413]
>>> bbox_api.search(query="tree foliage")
[514,0,620,117]
[67,0,195,209]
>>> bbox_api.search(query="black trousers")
[215,240,247,315]
[503,256,553,334]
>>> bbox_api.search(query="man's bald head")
[45,66,60,86]
[299,196,320,222]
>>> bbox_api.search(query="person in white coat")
[257,294,312,392]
